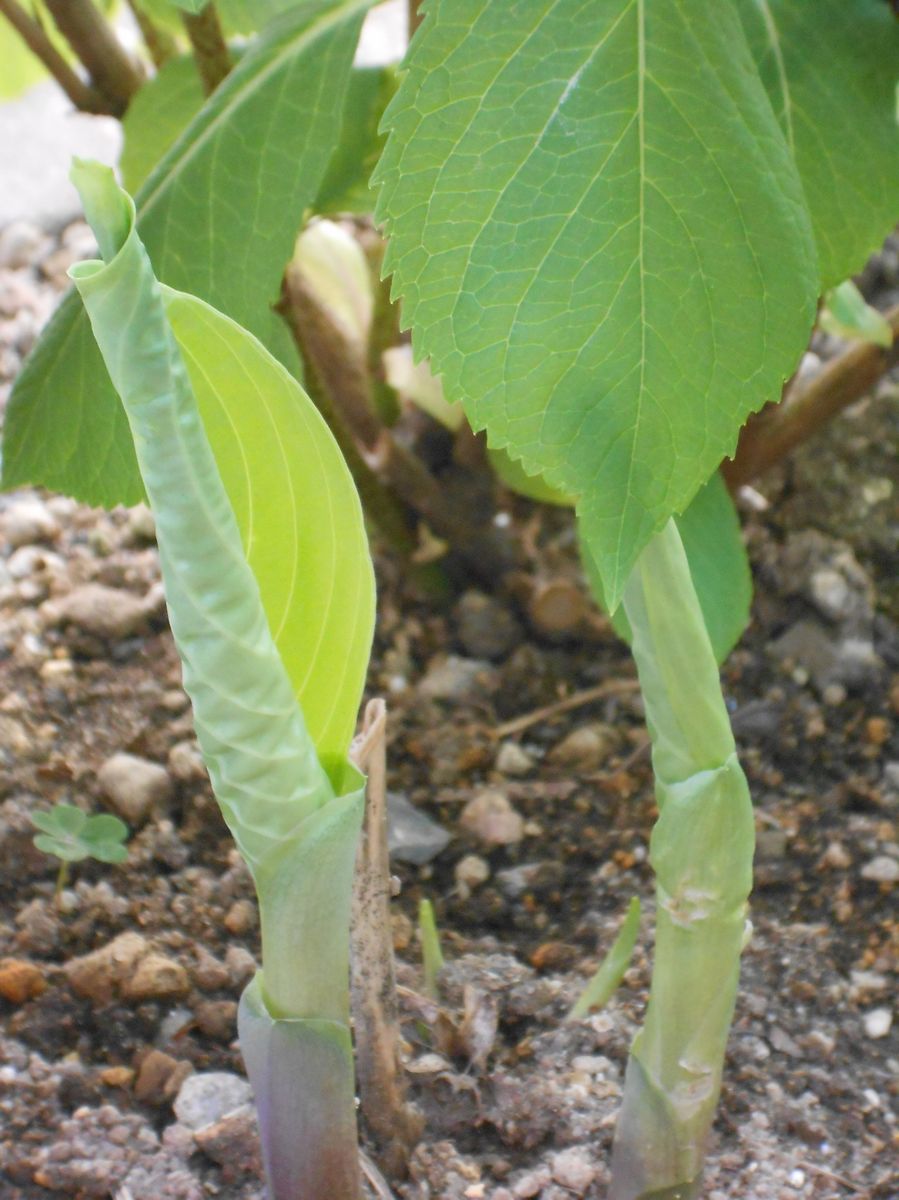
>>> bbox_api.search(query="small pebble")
[495,741,535,777]
[0,957,46,1004]
[863,1008,892,1039]
[455,854,490,893]
[123,952,189,1002]
[173,1071,253,1131]
[460,790,524,847]
[861,855,898,884]
[224,899,257,936]
[98,752,173,826]
[550,1148,596,1194]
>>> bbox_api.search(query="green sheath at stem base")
[239,976,362,1200]
[608,521,754,1200]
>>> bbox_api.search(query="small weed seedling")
[31,803,128,899]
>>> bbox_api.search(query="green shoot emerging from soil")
[31,803,129,898]
[68,160,375,1200]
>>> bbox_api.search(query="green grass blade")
[375,0,818,608]
[418,897,445,999]
[69,161,332,875]
[568,897,641,1021]
[3,0,371,505]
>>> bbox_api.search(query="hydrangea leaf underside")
[3,0,371,506]
[738,0,899,289]
[376,0,818,607]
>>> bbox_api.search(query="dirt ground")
[0,221,896,1200]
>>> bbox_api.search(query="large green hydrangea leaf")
[738,0,899,289]
[376,0,818,606]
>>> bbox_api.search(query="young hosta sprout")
[32,803,129,865]
[68,159,375,1200]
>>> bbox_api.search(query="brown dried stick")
[350,700,423,1178]
[495,678,639,739]
[724,305,899,489]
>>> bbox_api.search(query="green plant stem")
[43,0,144,115]
[182,2,231,95]
[126,0,177,69]
[0,0,113,113]
[609,520,754,1200]
[54,860,69,901]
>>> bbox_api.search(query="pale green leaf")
[376,0,818,608]
[31,804,87,837]
[738,0,899,288]
[820,280,893,349]
[34,834,90,863]
[581,473,751,666]
[120,57,204,193]
[166,0,208,12]
[82,813,129,845]
[166,288,375,777]
[69,161,337,874]
[3,0,371,506]
[489,447,573,508]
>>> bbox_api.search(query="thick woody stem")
[182,2,231,95]
[723,305,899,489]
[350,700,423,1177]
[43,0,145,115]
[126,0,177,70]
[276,282,420,559]
[0,0,113,113]
[408,0,423,36]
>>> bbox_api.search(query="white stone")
[861,856,899,884]
[98,753,173,826]
[173,1072,253,1132]
[863,1008,893,1039]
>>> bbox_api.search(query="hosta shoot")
[67,161,374,1200]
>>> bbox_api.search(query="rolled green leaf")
[609,519,755,1200]
[69,160,331,876]
[69,161,370,1199]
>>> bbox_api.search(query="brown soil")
[0,229,896,1200]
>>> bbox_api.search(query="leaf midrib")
[753,0,795,155]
